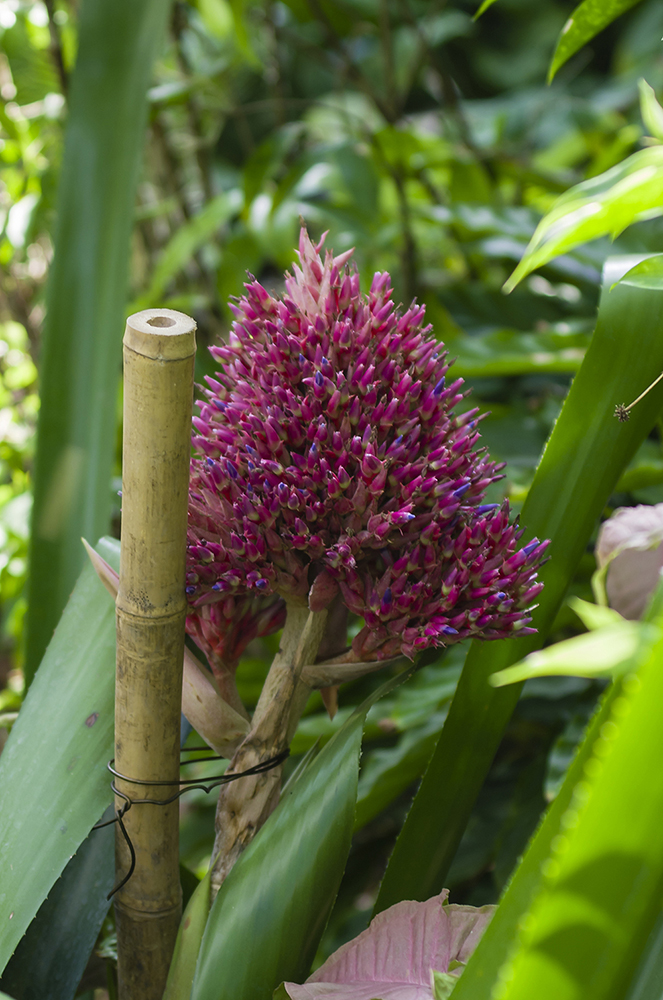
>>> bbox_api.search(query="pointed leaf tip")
[82,537,119,599]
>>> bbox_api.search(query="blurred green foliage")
[1,0,663,992]
[0,319,36,671]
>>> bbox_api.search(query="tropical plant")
[3,0,663,999]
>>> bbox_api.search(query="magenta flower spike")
[186,228,548,670]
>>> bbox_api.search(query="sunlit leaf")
[375,259,663,912]
[616,254,663,291]
[492,632,663,1000]
[625,910,663,999]
[504,149,663,293]
[452,575,663,1000]
[474,0,500,17]
[638,80,663,143]
[567,597,622,631]
[490,621,659,687]
[549,0,644,81]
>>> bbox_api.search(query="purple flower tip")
[523,539,539,556]
[185,227,548,665]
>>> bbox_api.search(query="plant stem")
[210,600,328,898]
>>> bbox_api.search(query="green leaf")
[355,713,447,832]
[451,682,623,1000]
[625,910,663,999]
[163,866,213,1000]
[568,597,623,631]
[490,621,660,687]
[474,0,499,17]
[639,80,663,143]
[432,969,461,999]
[374,258,663,913]
[190,670,413,1000]
[132,190,243,310]
[616,253,663,291]
[24,0,172,683]
[447,324,591,379]
[504,149,663,293]
[548,0,644,81]
[0,812,114,1000]
[0,537,119,975]
[445,544,663,1000]
[491,634,663,1000]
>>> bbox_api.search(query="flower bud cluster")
[186,229,547,662]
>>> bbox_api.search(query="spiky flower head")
[186,229,548,665]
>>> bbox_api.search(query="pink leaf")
[282,892,494,1000]
[596,503,663,619]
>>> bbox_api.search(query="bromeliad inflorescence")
[185,228,548,672]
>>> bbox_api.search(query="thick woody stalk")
[210,600,328,897]
[114,309,196,1000]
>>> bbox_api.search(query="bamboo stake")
[114,308,196,1000]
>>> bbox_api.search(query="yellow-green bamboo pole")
[114,308,196,1000]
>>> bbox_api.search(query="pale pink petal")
[596,504,663,619]
[596,504,663,567]
[437,904,495,966]
[281,894,495,1000]
[309,893,449,988]
[283,983,431,999]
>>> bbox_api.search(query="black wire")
[94,747,289,899]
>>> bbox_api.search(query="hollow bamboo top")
[124,308,196,361]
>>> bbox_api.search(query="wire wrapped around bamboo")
[114,308,196,1000]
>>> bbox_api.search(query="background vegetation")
[1,0,663,994]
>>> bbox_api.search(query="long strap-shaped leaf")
[450,683,621,1000]
[188,670,414,1000]
[0,538,119,975]
[625,912,663,1000]
[24,0,172,684]
[452,575,663,999]
[488,633,663,1000]
[374,258,663,912]
[0,810,114,1000]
